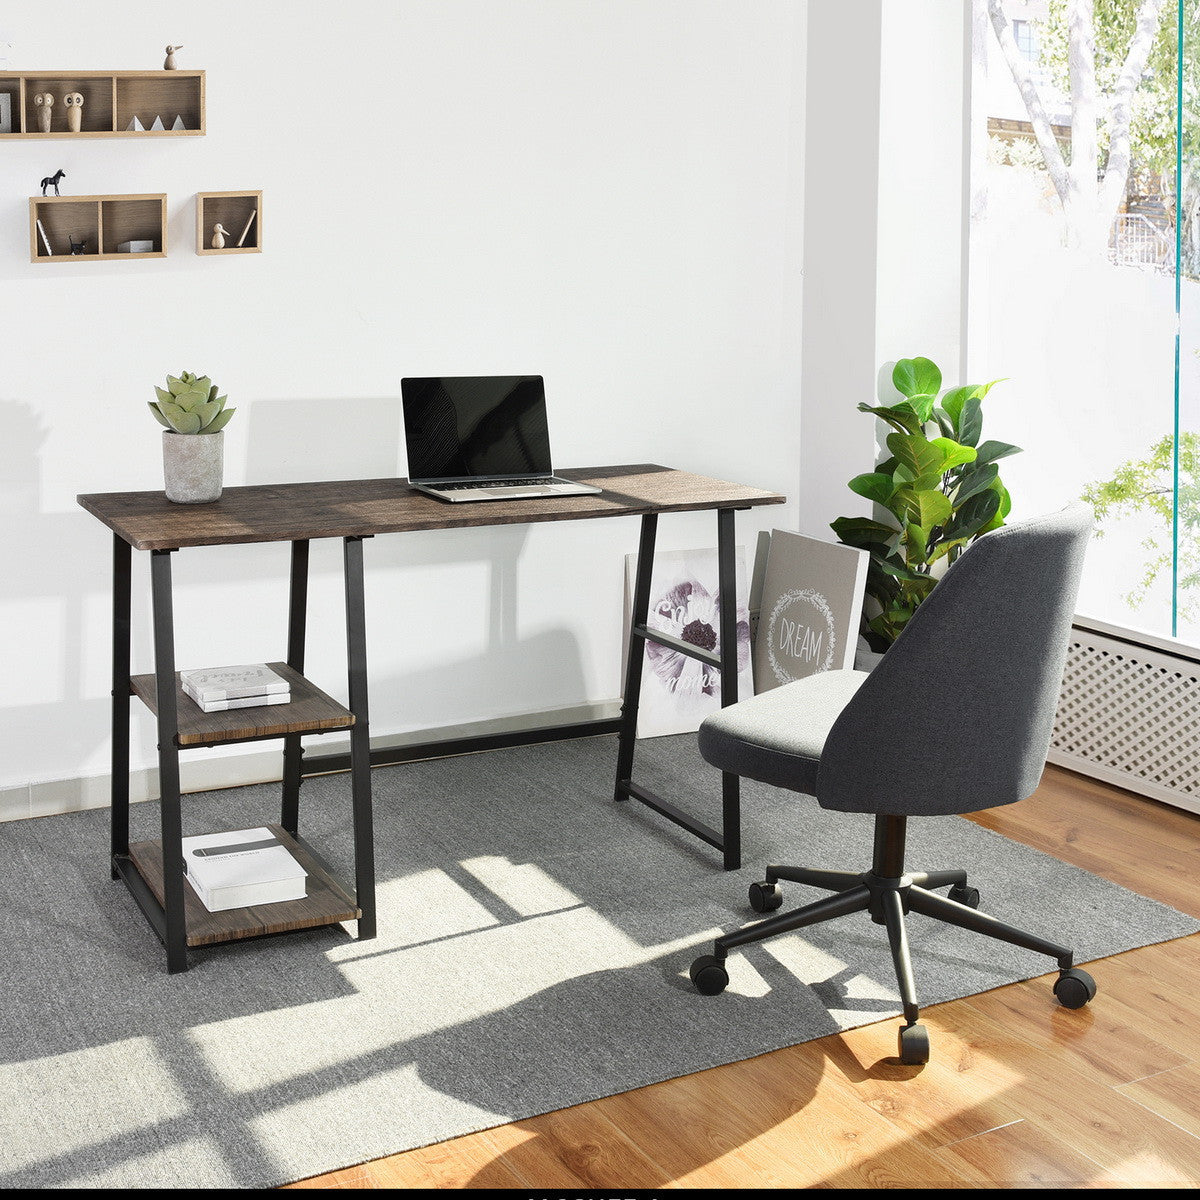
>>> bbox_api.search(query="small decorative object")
[149,371,236,504]
[164,44,183,70]
[0,93,13,135]
[40,168,65,195]
[63,91,84,133]
[35,218,53,256]
[830,355,1021,651]
[127,114,145,131]
[68,235,87,255]
[33,91,53,134]
[149,114,165,131]
[236,209,256,247]
[210,223,229,249]
[117,238,155,253]
[171,114,185,131]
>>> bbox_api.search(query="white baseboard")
[7,700,624,824]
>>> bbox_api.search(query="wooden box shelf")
[126,825,360,948]
[0,70,204,137]
[196,190,262,254]
[130,662,354,746]
[30,193,166,262]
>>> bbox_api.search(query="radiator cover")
[1049,615,1200,816]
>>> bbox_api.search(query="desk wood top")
[77,465,786,551]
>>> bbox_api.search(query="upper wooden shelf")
[0,70,205,137]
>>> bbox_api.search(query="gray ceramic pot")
[162,429,223,503]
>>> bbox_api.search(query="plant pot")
[162,429,223,504]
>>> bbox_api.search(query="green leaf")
[203,406,236,433]
[943,488,1001,542]
[957,396,983,447]
[166,409,202,434]
[928,535,970,565]
[830,516,900,550]
[930,437,978,471]
[154,386,174,405]
[932,407,956,439]
[857,401,922,436]
[886,432,947,480]
[194,400,222,428]
[193,376,212,395]
[166,375,189,397]
[904,392,937,424]
[975,439,1022,465]
[953,462,999,505]
[148,401,171,429]
[892,356,942,399]
[903,522,929,562]
[848,472,896,505]
[893,486,953,529]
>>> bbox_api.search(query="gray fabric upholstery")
[697,503,1093,818]
[697,669,870,794]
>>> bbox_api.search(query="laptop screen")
[402,375,553,482]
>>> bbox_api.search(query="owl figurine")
[211,223,229,249]
[64,92,84,134]
[34,92,53,134]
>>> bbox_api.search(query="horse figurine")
[40,169,66,196]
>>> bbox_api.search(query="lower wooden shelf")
[30,192,167,261]
[127,825,359,948]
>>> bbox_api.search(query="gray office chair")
[689,503,1096,1064]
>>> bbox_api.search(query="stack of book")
[182,827,307,912]
[181,663,291,713]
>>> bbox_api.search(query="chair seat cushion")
[697,670,870,795]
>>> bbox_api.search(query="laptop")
[401,375,604,503]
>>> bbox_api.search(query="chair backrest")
[816,502,1093,816]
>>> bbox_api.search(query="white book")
[183,827,306,912]
[180,663,290,702]
[752,530,869,693]
[35,218,53,256]
[236,209,256,248]
[183,683,291,713]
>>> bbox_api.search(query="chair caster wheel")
[690,954,730,995]
[1053,967,1096,1009]
[748,881,783,913]
[898,1022,930,1065]
[948,883,980,908]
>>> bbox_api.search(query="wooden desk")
[79,465,785,972]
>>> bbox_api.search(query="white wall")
[0,1,807,813]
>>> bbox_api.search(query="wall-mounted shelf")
[196,190,262,255]
[30,193,167,262]
[0,71,204,137]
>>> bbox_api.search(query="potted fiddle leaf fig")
[149,371,236,504]
[830,355,1021,652]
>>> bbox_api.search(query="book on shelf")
[183,826,307,912]
[182,683,291,713]
[236,209,257,248]
[179,663,290,703]
[36,218,53,257]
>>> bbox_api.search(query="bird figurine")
[211,223,229,249]
[64,91,84,133]
[34,92,53,134]
[164,45,182,70]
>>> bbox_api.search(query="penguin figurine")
[211,223,229,249]
[164,45,182,70]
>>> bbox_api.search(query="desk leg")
[281,538,310,836]
[110,535,132,877]
[716,506,741,871]
[151,549,189,974]
[344,535,376,940]
[614,514,657,799]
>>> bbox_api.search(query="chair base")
[691,815,1096,1064]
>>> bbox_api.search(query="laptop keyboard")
[437,478,551,491]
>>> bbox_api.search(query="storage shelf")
[30,193,167,262]
[0,70,205,137]
[126,825,360,948]
[196,190,262,254]
[130,662,354,746]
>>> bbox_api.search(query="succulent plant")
[149,371,236,434]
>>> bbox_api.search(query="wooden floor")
[284,765,1200,1189]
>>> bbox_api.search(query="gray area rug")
[1,733,1196,1189]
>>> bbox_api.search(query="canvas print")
[753,530,869,693]
[624,546,753,738]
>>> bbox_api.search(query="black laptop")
[401,375,603,503]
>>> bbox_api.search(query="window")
[1012,19,1038,62]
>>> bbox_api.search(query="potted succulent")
[831,355,1021,655]
[149,371,235,504]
